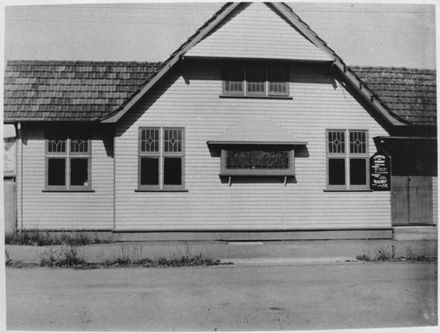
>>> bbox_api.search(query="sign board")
[4,138,16,177]
[370,152,391,191]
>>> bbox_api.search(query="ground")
[6,262,437,331]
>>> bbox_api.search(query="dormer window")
[223,62,289,98]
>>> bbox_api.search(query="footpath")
[5,238,437,265]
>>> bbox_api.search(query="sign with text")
[370,152,391,191]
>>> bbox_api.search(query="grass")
[5,231,111,246]
[35,246,224,269]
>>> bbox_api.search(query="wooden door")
[391,176,433,225]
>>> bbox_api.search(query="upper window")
[46,130,91,191]
[138,127,185,190]
[326,129,369,190]
[223,63,289,97]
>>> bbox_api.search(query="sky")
[3,1,437,69]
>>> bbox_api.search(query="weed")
[36,249,223,269]
[6,231,112,246]
[376,249,391,261]
[5,249,12,266]
[40,246,86,267]
[356,250,437,263]
[356,254,372,262]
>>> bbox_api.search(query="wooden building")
[3,2,437,240]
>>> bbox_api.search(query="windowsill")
[220,173,295,177]
[135,189,189,192]
[42,189,95,193]
[219,95,293,100]
[323,189,373,192]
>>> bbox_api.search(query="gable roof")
[3,3,436,130]
[185,2,333,61]
[4,60,160,122]
[99,2,406,128]
[350,66,436,126]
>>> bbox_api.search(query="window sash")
[223,63,289,97]
[45,134,91,190]
[223,64,244,95]
[140,128,160,153]
[138,127,185,190]
[246,65,266,96]
[268,66,289,96]
[326,129,369,190]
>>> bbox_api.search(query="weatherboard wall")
[114,62,391,231]
[18,124,113,230]
[185,2,332,61]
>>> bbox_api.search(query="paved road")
[6,262,437,331]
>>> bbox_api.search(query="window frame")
[138,127,185,191]
[138,127,161,190]
[326,129,370,191]
[45,134,92,191]
[222,62,290,98]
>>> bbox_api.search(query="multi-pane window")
[223,63,289,97]
[326,129,369,190]
[139,127,185,190]
[46,131,91,190]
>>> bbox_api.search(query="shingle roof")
[350,66,436,126]
[4,60,161,122]
[4,60,436,127]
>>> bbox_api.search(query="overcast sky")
[4,1,437,68]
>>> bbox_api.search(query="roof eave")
[100,2,242,124]
[270,2,406,129]
[100,1,408,129]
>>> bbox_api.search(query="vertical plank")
[4,180,17,236]
[391,176,409,225]
[409,176,433,224]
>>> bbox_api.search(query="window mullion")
[345,130,350,189]
[66,138,71,190]
[159,127,164,189]
[265,65,268,96]
[243,65,247,97]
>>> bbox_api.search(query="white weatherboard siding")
[19,125,113,230]
[114,62,391,230]
[186,2,333,61]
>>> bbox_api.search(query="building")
[3,2,437,240]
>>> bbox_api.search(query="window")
[220,147,295,176]
[139,127,185,190]
[46,131,91,191]
[326,130,369,190]
[223,63,289,97]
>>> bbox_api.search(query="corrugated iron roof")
[350,66,436,126]
[4,60,161,122]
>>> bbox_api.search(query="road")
[6,262,437,331]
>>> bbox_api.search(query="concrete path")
[6,262,437,331]
[5,239,437,264]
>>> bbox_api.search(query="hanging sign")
[370,152,391,191]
